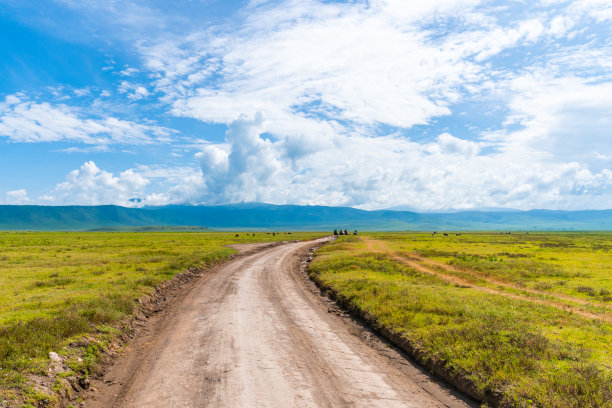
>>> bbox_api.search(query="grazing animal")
[456,233,461,236]
[443,233,448,236]
[235,234,239,238]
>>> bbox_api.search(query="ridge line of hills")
[1,204,612,231]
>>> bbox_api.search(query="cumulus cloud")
[42,162,206,207]
[189,112,612,210]
[53,161,150,206]
[196,113,287,202]
[0,95,171,145]
[4,189,30,204]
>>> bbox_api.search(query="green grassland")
[0,231,324,406]
[310,232,611,407]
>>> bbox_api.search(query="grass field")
[310,232,611,407]
[0,231,324,407]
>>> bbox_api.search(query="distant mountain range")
[1,203,612,231]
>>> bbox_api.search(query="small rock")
[49,352,62,362]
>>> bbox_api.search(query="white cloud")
[23,120,612,210]
[490,74,612,166]
[145,0,514,131]
[187,112,612,210]
[118,81,150,100]
[53,161,149,206]
[124,0,612,210]
[5,189,30,204]
[429,133,481,157]
[6,0,612,211]
[73,88,91,97]
[0,95,171,145]
[119,67,139,76]
[570,0,612,22]
[44,162,206,207]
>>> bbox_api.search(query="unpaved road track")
[88,239,475,407]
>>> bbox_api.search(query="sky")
[0,0,611,211]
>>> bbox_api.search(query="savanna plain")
[310,232,611,407]
[0,230,610,407]
[0,231,324,407]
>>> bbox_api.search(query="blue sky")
[1,0,611,210]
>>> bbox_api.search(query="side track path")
[87,239,474,408]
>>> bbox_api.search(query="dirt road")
[88,239,475,407]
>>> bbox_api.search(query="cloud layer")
[0,94,171,146]
[2,0,612,210]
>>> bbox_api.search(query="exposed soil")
[85,239,476,407]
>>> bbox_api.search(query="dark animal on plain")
[343,229,348,235]
[246,233,250,236]
[443,233,448,236]
[456,233,461,236]
[288,232,291,235]
[272,232,275,236]
[433,231,437,234]
[235,234,239,238]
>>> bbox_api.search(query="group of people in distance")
[333,229,357,236]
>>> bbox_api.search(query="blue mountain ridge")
[1,203,612,231]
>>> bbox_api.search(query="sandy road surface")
[89,239,475,407]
